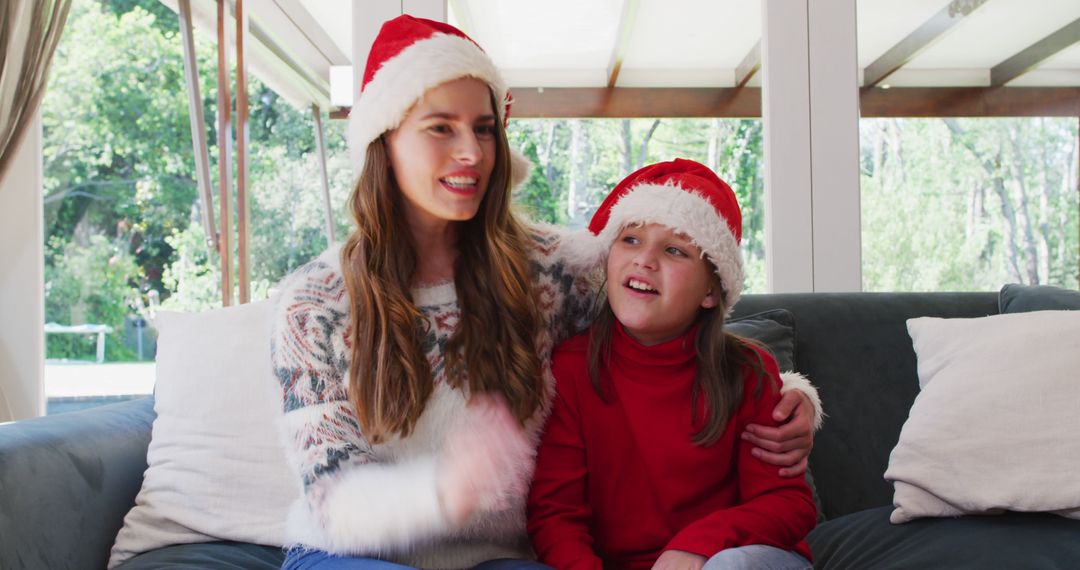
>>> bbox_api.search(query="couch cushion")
[726,309,796,372]
[108,300,297,567]
[114,541,285,569]
[886,310,1080,523]
[1000,283,1080,313]
[808,506,1080,569]
[0,397,155,570]
[730,292,999,520]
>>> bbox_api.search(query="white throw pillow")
[886,310,1080,524]
[108,300,297,567]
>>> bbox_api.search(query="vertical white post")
[761,0,814,293]
[403,0,447,21]
[0,112,45,421]
[350,1,407,170]
[96,331,106,364]
[761,0,862,293]
[808,0,861,291]
[178,0,218,254]
[312,104,336,244]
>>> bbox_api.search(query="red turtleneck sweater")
[526,324,816,569]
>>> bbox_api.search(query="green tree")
[861,117,1079,292]
[42,0,357,335]
[44,235,140,360]
[43,0,216,292]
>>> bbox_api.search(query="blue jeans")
[281,547,553,570]
[703,545,812,570]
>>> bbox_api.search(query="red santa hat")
[349,15,530,185]
[588,158,745,309]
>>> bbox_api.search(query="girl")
[270,16,819,570]
[527,159,817,570]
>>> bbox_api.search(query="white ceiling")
[164,0,1080,109]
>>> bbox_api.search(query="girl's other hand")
[742,390,814,477]
[437,393,532,525]
[652,550,706,570]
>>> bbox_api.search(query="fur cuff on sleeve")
[319,456,448,555]
[779,371,825,432]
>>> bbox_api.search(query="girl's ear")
[701,289,718,309]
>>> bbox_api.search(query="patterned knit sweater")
[269,224,597,568]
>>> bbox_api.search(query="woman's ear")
[701,289,718,309]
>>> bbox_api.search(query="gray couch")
[3,287,1079,569]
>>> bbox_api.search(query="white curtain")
[0,0,71,184]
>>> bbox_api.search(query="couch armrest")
[0,396,155,570]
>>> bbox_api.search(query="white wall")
[0,111,45,421]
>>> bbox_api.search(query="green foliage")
[42,0,213,291]
[247,128,353,285]
[42,0,356,346]
[44,235,140,361]
[158,211,220,313]
[100,0,178,34]
[510,138,563,224]
[861,118,1079,292]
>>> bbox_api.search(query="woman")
[270,15,819,570]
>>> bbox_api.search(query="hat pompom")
[509,146,532,190]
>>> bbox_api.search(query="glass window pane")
[41,0,352,414]
[861,117,1079,292]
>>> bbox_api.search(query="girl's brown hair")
[587,270,772,446]
[340,98,544,444]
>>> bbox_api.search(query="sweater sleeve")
[270,251,449,554]
[526,344,605,570]
[526,223,601,346]
[664,350,818,559]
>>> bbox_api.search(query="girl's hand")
[652,550,706,570]
[742,389,814,477]
[437,393,532,526]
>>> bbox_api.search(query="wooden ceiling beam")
[501,87,1080,118]
[606,0,641,88]
[510,87,763,118]
[735,41,761,88]
[991,17,1080,86]
[860,87,1080,117]
[331,87,1080,119]
[863,0,988,89]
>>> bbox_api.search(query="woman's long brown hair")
[587,273,771,446]
[340,102,543,444]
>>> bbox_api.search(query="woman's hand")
[652,550,706,570]
[742,390,815,477]
[437,393,532,526]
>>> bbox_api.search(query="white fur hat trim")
[594,182,745,309]
[348,33,508,171]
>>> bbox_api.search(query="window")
[41,0,350,413]
[861,117,1079,292]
